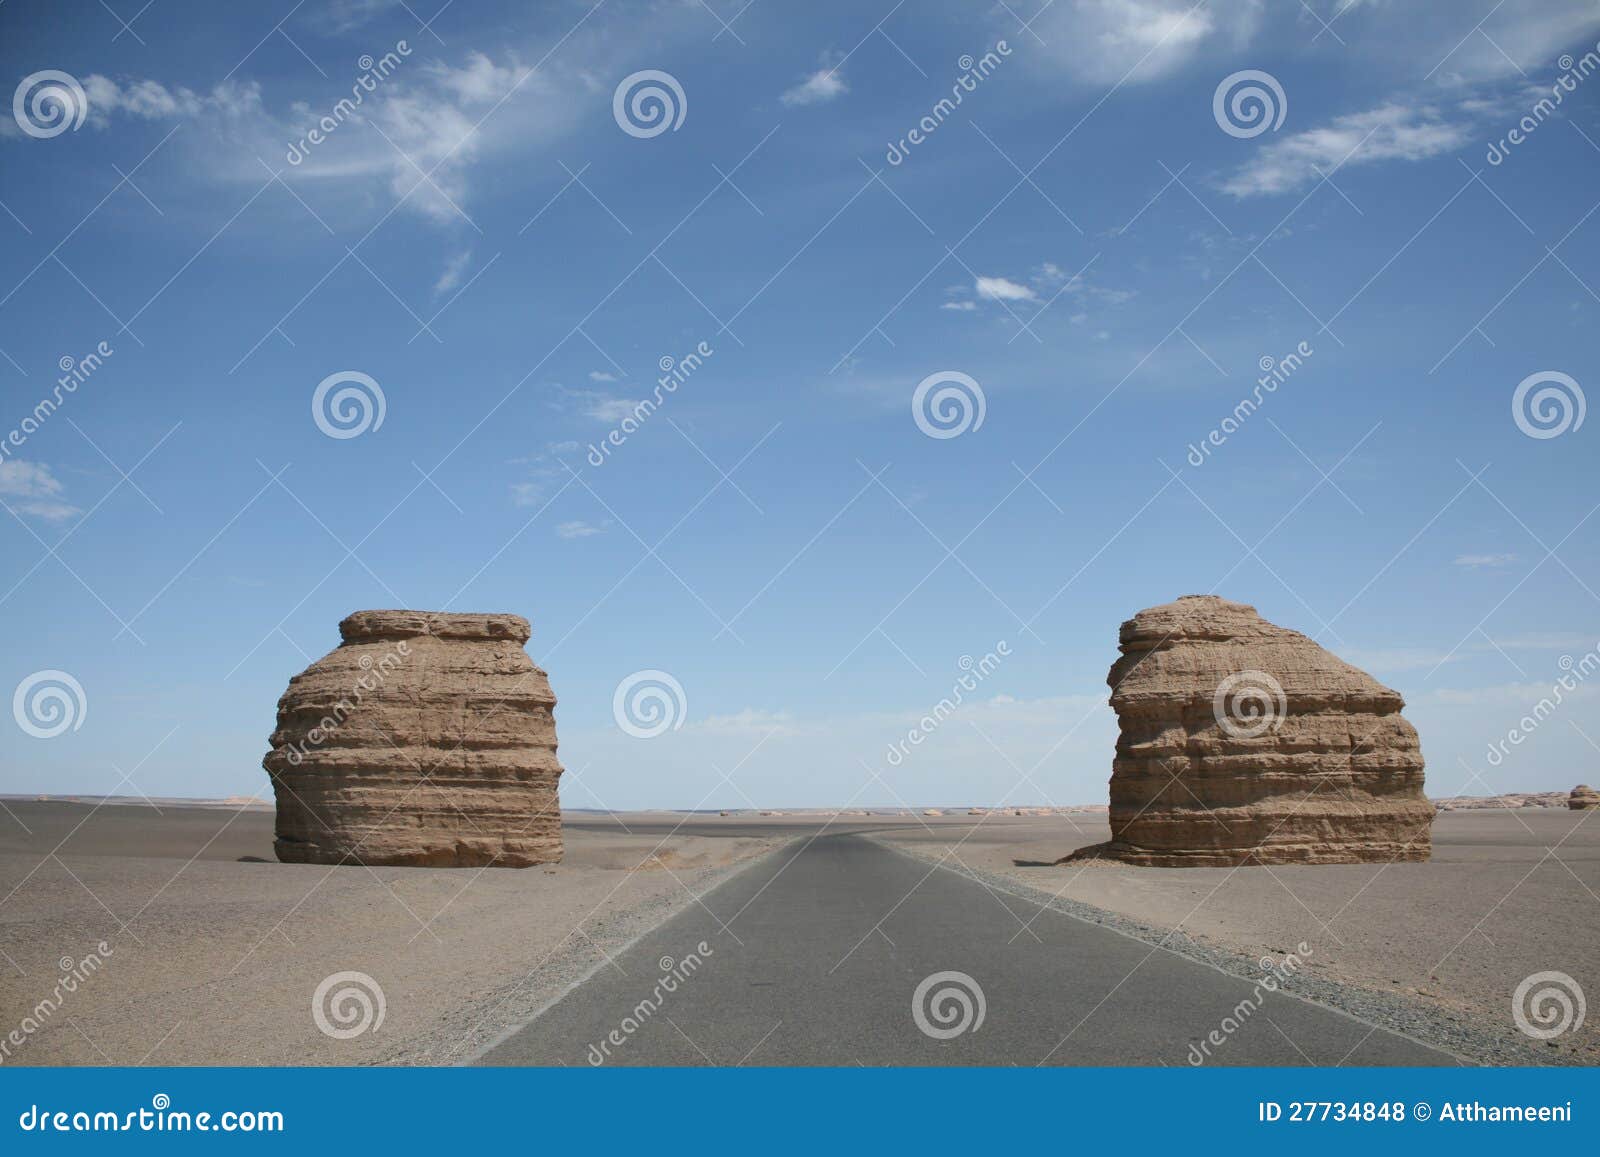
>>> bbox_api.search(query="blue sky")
[1,0,1597,810]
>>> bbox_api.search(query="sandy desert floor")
[2,803,1595,1066]
[876,808,1600,1064]
[0,802,781,1066]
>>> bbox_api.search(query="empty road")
[478,833,1456,1066]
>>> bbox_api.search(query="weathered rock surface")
[1571,785,1600,811]
[1065,595,1432,867]
[264,610,563,867]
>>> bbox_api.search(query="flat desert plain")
[0,802,1594,1065]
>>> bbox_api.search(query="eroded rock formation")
[264,610,563,867]
[1571,785,1600,811]
[1065,595,1432,867]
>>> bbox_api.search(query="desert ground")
[1,801,1594,1065]
[876,807,1600,1063]
[0,801,781,1065]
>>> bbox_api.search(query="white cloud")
[426,52,527,104]
[975,275,1038,302]
[781,67,847,107]
[588,370,619,382]
[0,461,80,521]
[1454,552,1518,569]
[434,249,471,295]
[556,519,607,539]
[42,46,577,227]
[1025,0,1262,85]
[1221,100,1473,197]
[82,75,203,122]
[586,397,641,423]
[940,300,979,312]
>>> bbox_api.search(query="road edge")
[865,834,1566,1068]
[455,836,801,1066]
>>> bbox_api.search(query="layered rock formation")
[1065,595,1432,867]
[264,610,563,867]
[1571,785,1600,811]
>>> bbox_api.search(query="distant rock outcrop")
[1571,785,1600,811]
[1065,595,1432,867]
[264,610,563,867]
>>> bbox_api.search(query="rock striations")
[1571,785,1600,811]
[1066,595,1432,867]
[264,610,564,867]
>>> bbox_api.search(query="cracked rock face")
[263,610,563,867]
[1571,785,1600,811]
[1066,595,1432,867]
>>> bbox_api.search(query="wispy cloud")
[434,249,472,295]
[1454,552,1519,569]
[556,519,607,539]
[1026,0,1260,86]
[974,275,1038,303]
[586,396,641,423]
[0,460,80,521]
[781,65,847,107]
[1221,99,1473,197]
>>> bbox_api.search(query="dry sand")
[5,802,1596,1066]
[874,808,1600,1063]
[0,802,781,1066]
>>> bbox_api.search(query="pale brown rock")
[1571,785,1600,811]
[1065,595,1432,867]
[264,610,563,867]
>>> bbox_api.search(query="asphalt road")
[478,832,1457,1066]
